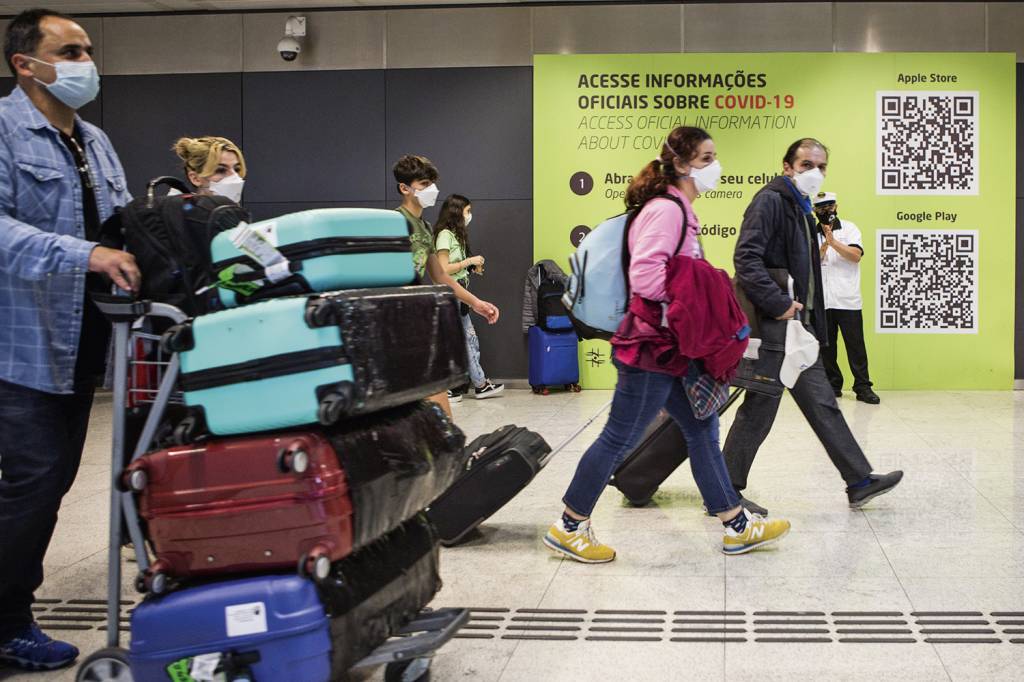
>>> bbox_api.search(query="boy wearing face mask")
[0,8,138,671]
[722,139,902,513]
[173,136,247,203]
[813,192,879,404]
[392,154,500,417]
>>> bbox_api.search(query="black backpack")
[535,263,572,332]
[101,177,249,316]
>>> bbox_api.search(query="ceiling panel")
[1,0,544,13]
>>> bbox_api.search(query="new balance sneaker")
[847,470,903,508]
[543,518,616,563]
[446,389,463,404]
[722,512,791,555]
[0,623,79,671]
[472,381,504,399]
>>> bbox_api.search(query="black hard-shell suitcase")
[427,426,552,547]
[323,401,468,550]
[611,389,745,507]
[317,515,441,679]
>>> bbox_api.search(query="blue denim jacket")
[0,86,130,394]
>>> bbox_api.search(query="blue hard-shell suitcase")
[528,325,579,390]
[210,208,417,308]
[166,286,468,439]
[129,574,331,682]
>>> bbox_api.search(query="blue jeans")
[0,379,94,640]
[461,313,485,388]
[563,361,740,517]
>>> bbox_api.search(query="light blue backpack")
[562,194,687,339]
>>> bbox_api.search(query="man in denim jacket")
[0,9,139,671]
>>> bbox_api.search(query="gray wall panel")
[836,2,986,53]
[245,200,388,222]
[385,67,532,202]
[990,2,1024,63]
[242,11,385,72]
[102,73,242,196]
[386,7,531,69]
[241,70,386,203]
[102,14,243,75]
[684,2,832,53]
[533,4,682,55]
[422,198,532,381]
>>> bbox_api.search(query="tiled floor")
[4,388,1024,681]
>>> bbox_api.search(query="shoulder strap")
[620,193,692,301]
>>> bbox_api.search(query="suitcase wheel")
[142,562,170,595]
[122,466,148,492]
[161,323,194,353]
[571,383,582,393]
[385,657,431,682]
[318,386,353,426]
[626,495,653,508]
[278,444,310,474]
[304,298,336,328]
[75,646,131,682]
[298,550,332,582]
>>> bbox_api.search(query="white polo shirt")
[818,219,864,311]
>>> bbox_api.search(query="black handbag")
[731,316,786,397]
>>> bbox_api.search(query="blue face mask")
[29,57,100,110]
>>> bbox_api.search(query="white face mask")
[689,159,723,193]
[792,167,824,199]
[414,183,439,209]
[464,213,473,226]
[208,174,244,203]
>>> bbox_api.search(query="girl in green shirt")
[434,195,503,401]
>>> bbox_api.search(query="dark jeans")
[0,379,94,641]
[563,360,740,517]
[823,309,872,393]
[722,353,873,493]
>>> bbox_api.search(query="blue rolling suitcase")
[129,575,331,682]
[165,286,468,439]
[528,325,580,393]
[210,208,417,308]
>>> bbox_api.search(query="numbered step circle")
[570,225,591,247]
[569,172,594,196]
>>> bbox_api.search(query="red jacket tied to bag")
[612,255,750,382]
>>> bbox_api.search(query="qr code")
[876,230,978,334]
[877,91,979,195]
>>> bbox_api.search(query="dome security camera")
[277,36,301,62]
[278,16,306,62]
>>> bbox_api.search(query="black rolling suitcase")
[610,389,745,507]
[427,426,551,547]
[427,399,611,546]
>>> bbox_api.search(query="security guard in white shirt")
[813,192,880,404]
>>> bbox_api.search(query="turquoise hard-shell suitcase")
[210,208,416,308]
[165,286,468,440]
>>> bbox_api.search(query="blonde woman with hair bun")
[172,136,247,203]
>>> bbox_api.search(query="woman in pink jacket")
[544,126,792,563]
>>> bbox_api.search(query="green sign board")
[534,53,1016,389]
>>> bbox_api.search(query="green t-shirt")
[398,206,434,277]
[434,229,469,282]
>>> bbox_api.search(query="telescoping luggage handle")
[538,398,613,468]
[537,386,744,469]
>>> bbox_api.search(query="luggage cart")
[76,294,467,682]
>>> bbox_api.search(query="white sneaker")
[472,381,504,399]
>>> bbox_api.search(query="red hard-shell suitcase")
[124,431,353,593]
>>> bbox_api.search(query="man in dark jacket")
[723,138,902,513]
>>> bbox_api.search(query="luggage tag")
[189,653,223,682]
[230,223,293,284]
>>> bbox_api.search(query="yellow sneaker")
[543,518,616,564]
[722,512,791,555]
